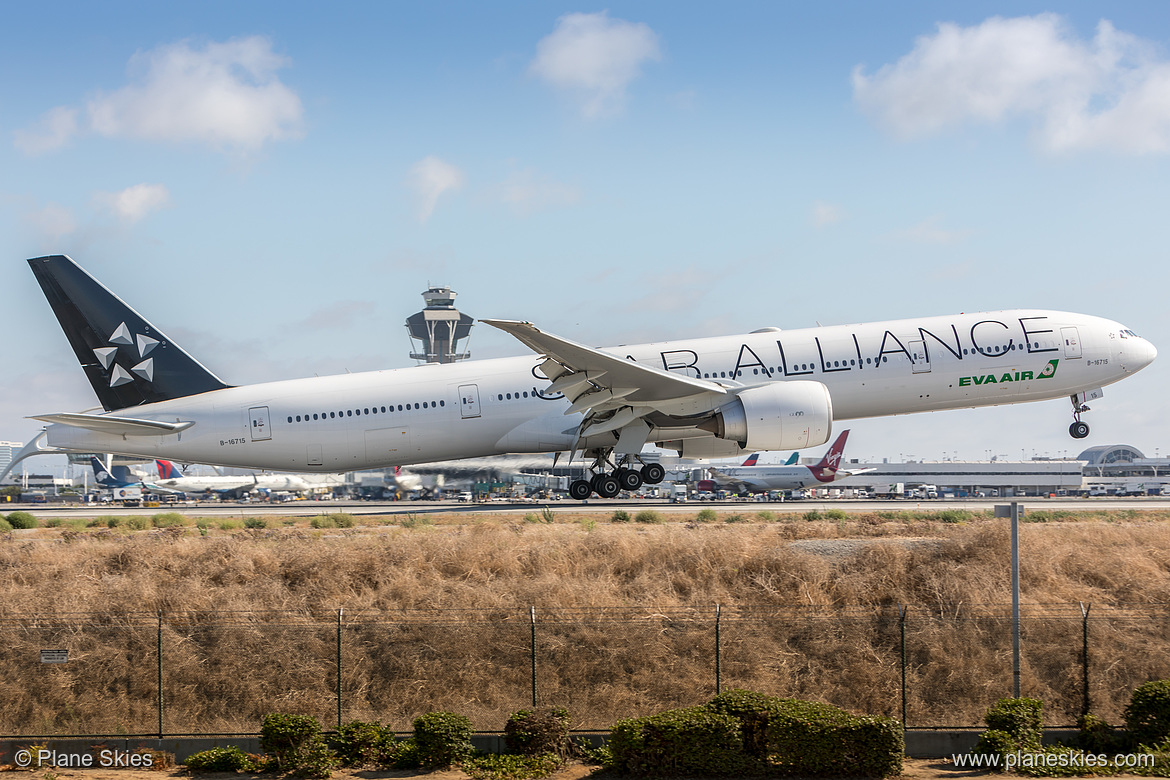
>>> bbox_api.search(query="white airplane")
[705,429,874,493]
[148,459,343,497]
[16,255,1157,501]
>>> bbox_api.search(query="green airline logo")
[959,359,1059,387]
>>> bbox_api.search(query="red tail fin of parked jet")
[808,430,851,483]
[156,459,182,480]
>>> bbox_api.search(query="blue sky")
[3,1,1169,470]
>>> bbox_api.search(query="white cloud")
[853,14,1170,154]
[93,183,171,223]
[491,168,581,216]
[529,11,661,118]
[407,156,465,223]
[811,201,843,227]
[17,36,303,154]
[13,107,79,155]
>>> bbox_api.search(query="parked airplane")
[704,430,874,493]
[151,459,344,497]
[88,455,142,490]
[21,255,1157,501]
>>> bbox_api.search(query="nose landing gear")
[1069,394,1090,439]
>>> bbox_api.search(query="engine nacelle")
[700,381,832,451]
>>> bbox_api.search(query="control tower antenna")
[406,286,474,364]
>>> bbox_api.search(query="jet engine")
[699,381,832,451]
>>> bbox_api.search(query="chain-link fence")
[1,603,1167,736]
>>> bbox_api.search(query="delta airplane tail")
[28,255,231,411]
[156,459,182,480]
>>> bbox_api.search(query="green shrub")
[803,510,822,521]
[260,713,330,773]
[633,510,663,524]
[330,513,355,528]
[151,512,186,528]
[824,508,848,520]
[6,511,38,529]
[610,510,631,523]
[44,518,62,528]
[185,745,258,773]
[938,509,976,523]
[413,711,474,768]
[309,515,335,529]
[696,508,717,523]
[329,720,394,767]
[609,705,756,776]
[724,513,748,523]
[706,689,903,777]
[104,516,121,528]
[504,707,572,758]
[244,517,267,529]
[756,511,775,522]
[0,518,10,532]
[984,697,1044,748]
[1075,714,1124,754]
[126,516,148,530]
[1126,680,1170,747]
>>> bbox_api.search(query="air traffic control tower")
[406,286,475,364]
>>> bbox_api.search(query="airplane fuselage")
[42,309,1155,471]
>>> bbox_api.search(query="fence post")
[1080,602,1091,717]
[530,606,537,707]
[337,608,343,730]
[899,605,907,727]
[715,604,722,696]
[157,611,163,739]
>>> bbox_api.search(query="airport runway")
[9,496,1170,520]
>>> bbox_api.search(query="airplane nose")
[1120,335,1157,373]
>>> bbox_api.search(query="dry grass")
[0,510,1168,735]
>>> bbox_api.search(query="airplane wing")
[838,467,877,478]
[29,412,194,437]
[482,319,729,446]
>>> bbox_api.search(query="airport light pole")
[995,501,1022,698]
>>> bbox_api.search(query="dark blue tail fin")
[28,255,231,411]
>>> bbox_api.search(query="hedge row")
[611,689,903,777]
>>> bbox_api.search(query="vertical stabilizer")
[28,255,231,411]
[809,429,850,482]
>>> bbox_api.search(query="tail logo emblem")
[92,321,161,388]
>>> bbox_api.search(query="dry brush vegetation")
[0,508,1168,735]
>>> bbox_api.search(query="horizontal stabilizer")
[29,412,195,437]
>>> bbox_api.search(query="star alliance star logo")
[92,322,159,388]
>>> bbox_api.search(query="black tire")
[641,463,666,484]
[595,475,621,498]
[569,480,592,500]
[617,468,643,491]
[1070,421,1090,439]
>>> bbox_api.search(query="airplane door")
[908,340,931,373]
[1061,327,1082,358]
[459,384,481,418]
[248,406,272,441]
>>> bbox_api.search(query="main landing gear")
[568,453,666,500]
[1069,394,1091,439]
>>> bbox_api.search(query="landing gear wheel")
[1070,421,1090,439]
[616,468,643,491]
[595,474,621,498]
[641,463,666,484]
[569,479,593,501]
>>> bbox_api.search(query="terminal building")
[833,444,1169,497]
